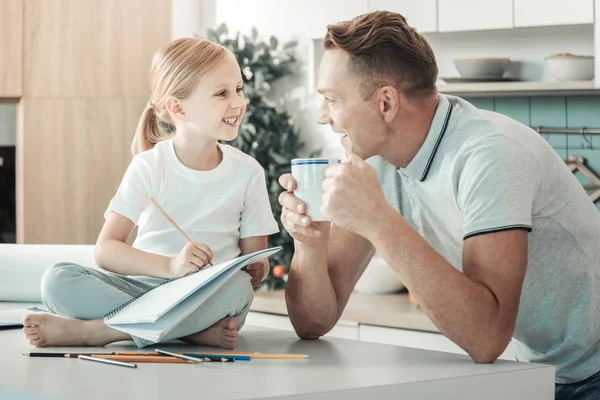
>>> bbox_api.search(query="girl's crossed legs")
[23,263,254,349]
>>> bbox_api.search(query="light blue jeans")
[40,263,254,348]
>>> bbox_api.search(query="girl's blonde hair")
[131,38,229,155]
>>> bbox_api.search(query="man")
[278,10,600,399]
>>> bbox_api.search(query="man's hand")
[244,261,268,288]
[321,154,389,238]
[278,174,330,246]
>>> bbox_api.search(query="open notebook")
[104,246,281,342]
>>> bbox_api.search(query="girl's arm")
[240,235,269,288]
[94,212,172,278]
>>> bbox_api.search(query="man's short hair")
[324,11,438,99]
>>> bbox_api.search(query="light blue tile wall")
[464,95,600,211]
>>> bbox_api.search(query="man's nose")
[317,102,331,125]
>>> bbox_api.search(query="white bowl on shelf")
[354,255,405,294]
[453,58,511,79]
[545,54,594,82]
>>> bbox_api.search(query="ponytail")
[130,102,174,156]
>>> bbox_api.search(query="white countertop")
[0,303,554,399]
[251,289,439,332]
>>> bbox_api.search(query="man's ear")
[165,96,188,123]
[377,85,400,122]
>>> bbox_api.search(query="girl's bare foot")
[22,314,130,347]
[181,317,237,349]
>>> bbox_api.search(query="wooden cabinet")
[370,0,437,33]
[359,325,517,361]
[17,98,146,244]
[23,0,171,98]
[17,0,172,244]
[514,0,594,27]
[0,0,23,97]
[438,0,513,32]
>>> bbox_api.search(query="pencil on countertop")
[114,351,309,360]
[90,355,194,364]
[183,352,307,360]
[155,348,205,364]
[23,352,111,358]
[78,355,137,369]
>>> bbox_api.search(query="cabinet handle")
[0,157,3,167]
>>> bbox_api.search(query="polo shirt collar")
[400,94,453,182]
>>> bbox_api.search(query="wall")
[466,95,600,210]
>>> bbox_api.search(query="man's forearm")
[285,240,338,339]
[366,207,511,362]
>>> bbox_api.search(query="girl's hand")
[244,261,268,288]
[168,242,213,278]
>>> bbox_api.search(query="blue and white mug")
[291,158,341,221]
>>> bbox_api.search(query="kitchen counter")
[0,302,553,399]
[251,290,439,333]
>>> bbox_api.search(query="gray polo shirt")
[368,94,600,383]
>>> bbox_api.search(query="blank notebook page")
[105,258,239,325]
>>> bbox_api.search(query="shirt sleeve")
[456,136,542,240]
[240,166,280,239]
[104,156,153,224]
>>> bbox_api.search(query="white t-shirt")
[105,138,279,264]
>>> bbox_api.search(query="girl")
[22,38,279,349]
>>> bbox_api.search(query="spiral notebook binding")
[103,278,175,320]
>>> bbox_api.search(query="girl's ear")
[165,96,188,123]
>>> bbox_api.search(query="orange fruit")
[273,265,286,278]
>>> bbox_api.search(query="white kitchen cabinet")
[246,311,360,340]
[370,0,437,33]
[514,0,594,27]
[303,0,370,38]
[359,325,516,361]
[438,0,513,32]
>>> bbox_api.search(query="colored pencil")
[23,352,111,358]
[155,348,204,363]
[114,351,309,360]
[150,198,192,242]
[78,355,137,369]
[150,197,211,267]
[90,355,194,364]
[185,353,308,360]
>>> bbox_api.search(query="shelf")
[438,80,599,97]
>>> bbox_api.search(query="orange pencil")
[114,351,309,359]
[91,354,194,364]
[150,198,192,242]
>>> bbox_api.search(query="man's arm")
[279,174,375,339]
[319,153,531,363]
[370,207,527,362]
[285,224,375,339]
